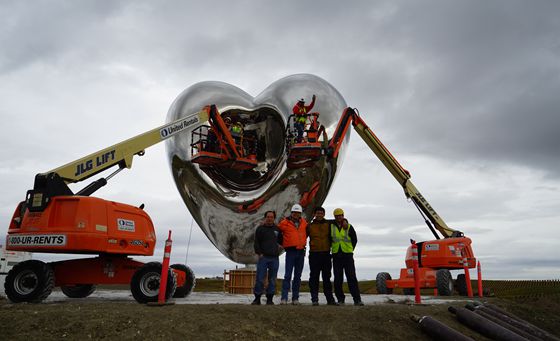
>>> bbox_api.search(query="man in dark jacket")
[331,208,364,306]
[307,206,337,306]
[252,210,283,305]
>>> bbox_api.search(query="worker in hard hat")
[331,208,364,306]
[292,94,316,143]
[277,203,308,305]
[307,206,338,306]
[252,210,283,305]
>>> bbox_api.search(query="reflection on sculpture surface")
[166,74,349,264]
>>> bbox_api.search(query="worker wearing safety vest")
[292,94,316,142]
[277,204,308,305]
[331,208,364,306]
[230,121,243,144]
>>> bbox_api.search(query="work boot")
[251,294,261,305]
[266,294,274,305]
[312,301,319,306]
[280,299,288,305]
[327,301,339,306]
[354,301,365,306]
[292,299,300,305]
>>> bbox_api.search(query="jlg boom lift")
[5,104,254,303]
[288,107,476,295]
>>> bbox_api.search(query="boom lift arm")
[327,108,461,239]
[26,109,209,212]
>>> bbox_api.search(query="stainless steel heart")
[166,74,349,264]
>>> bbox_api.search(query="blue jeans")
[294,122,305,142]
[254,256,279,296]
[281,248,305,301]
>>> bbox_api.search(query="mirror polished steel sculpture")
[166,74,349,264]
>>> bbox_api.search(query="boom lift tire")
[4,260,55,303]
[61,284,96,298]
[455,274,467,296]
[170,264,196,298]
[130,262,177,303]
[376,272,393,294]
[436,269,454,296]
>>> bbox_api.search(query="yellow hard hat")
[333,208,344,216]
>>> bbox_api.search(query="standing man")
[307,206,337,306]
[278,204,308,305]
[292,94,316,142]
[252,211,283,305]
[331,208,364,306]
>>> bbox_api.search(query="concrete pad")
[37,290,466,305]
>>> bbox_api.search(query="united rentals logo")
[117,219,135,232]
[7,234,66,247]
[159,116,200,139]
[425,243,440,251]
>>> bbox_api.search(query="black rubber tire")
[4,260,55,303]
[170,264,196,298]
[402,288,415,295]
[130,262,177,304]
[456,274,467,296]
[436,269,454,296]
[61,284,96,298]
[376,272,393,294]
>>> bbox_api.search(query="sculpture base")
[223,265,258,294]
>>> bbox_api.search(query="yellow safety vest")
[296,107,307,123]
[331,223,354,253]
[231,124,242,135]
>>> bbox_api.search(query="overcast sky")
[1,1,559,281]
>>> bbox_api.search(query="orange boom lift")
[4,105,247,303]
[287,107,476,295]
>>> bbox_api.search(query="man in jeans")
[307,206,337,306]
[278,204,308,305]
[252,210,283,305]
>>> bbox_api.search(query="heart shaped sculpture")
[166,74,349,264]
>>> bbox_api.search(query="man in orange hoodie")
[277,204,308,305]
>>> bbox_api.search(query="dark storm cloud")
[0,1,123,73]
[336,1,560,176]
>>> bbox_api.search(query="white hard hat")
[291,204,303,213]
